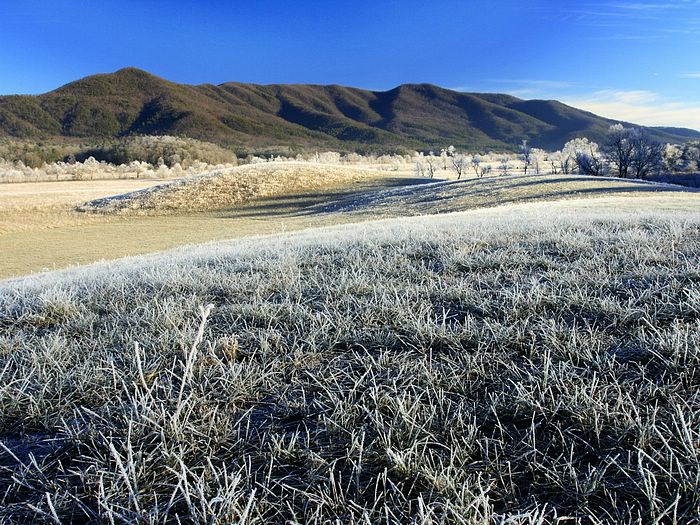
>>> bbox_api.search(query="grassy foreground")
[1,203,699,523]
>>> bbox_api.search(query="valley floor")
[2,166,698,280]
[0,172,425,279]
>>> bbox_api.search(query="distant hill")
[1,67,698,152]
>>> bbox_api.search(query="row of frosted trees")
[1,126,697,183]
[417,125,699,180]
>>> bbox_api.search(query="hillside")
[77,167,699,217]
[76,163,389,215]
[1,67,698,152]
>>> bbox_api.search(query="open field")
[80,167,699,217]
[3,165,700,280]
[4,2,700,523]
[0,179,168,234]
[0,166,425,279]
[1,200,699,523]
[77,162,402,214]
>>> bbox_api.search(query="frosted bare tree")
[562,138,607,176]
[531,148,546,175]
[603,124,635,178]
[520,140,532,175]
[499,155,510,176]
[663,144,684,172]
[451,154,467,179]
[683,142,700,171]
[575,150,607,176]
[630,129,664,179]
[425,156,436,178]
[602,125,663,179]
[471,155,483,177]
[415,161,424,177]
[549,154,560,174]
[440,147,453,171]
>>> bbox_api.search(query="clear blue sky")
[1,0,699,128]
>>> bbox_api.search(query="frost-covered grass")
[319,173,699,219]
[1,205,700,523]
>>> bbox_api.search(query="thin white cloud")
[507,89,548,99]
[681,72,700,78]
[489,79,575,89]
[611,2,690,9]
[450,79,574,95]
[564,90,700,129]
[590,34,663,40]
[451,84,700,130]
[608,1,700,9]
[592,90,659,104]
[571,1,700,36]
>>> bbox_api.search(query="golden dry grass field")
[2,163,699,280]
[0,166,421,279]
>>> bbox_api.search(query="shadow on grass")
[214,174,699,222]
[214,177,439,219]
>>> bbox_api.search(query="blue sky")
[1,0,699,128]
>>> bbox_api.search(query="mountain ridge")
[0,67,697,152]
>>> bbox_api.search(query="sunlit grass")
[1,204,699,523]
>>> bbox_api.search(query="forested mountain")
[1,67,697,152]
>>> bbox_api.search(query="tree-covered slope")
[1,67,698,151]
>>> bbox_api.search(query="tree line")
[0,136,236,169]
[417,125,699,181]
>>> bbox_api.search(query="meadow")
[2,161,696,279]
[0,164,417,279]
[2,159,700,523]
[3,4,700,522]
[1,198,699,523]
